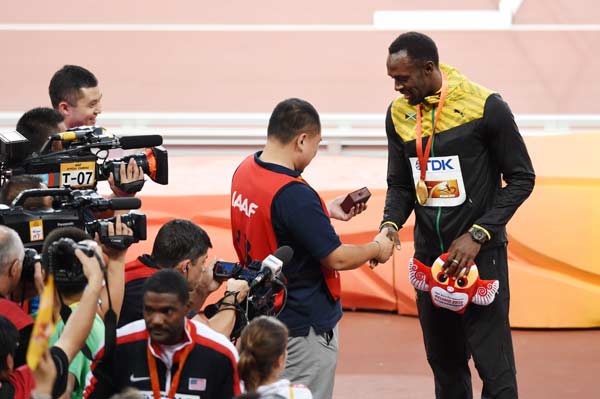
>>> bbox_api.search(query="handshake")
[369,225,400,268]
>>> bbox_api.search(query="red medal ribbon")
[147,332,194,399]
[415,72,449,182]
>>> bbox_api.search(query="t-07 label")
[59,161,96,188]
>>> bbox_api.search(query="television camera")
[209,246,293,323]
[0,126,168,190]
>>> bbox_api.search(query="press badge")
[409,155,466,207]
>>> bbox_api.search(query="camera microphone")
[250,246,294,289]
[71,196,141,211]
[107,197,142,210]
[119,135,163,150]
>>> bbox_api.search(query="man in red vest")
[230,98,394,399]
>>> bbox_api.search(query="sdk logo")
[232,191,258,217]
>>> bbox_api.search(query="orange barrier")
[127,133,600,328]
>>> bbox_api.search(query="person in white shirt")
[238,316,312,399]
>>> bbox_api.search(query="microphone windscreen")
[109,197,142,210]
[119,135,163,150]
[273,245,294,265]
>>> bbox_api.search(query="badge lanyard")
[147,340,194,399]
[414,72,449,205]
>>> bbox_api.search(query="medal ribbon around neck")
[147,336,194,399]
[415,71,449,195]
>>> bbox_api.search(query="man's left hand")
[328,194,367,221]
[442,233,481,278]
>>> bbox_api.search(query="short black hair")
[143,269,189,305]
[388,32,439,66]
[0,316,19,372]
[267,98,321,144]
[49,65,98,108]
[15,107,64,160]
[41,227,93,297]
[0,175,45,208]
[151,219,212,269]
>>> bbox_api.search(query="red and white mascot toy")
[408,253,499,314]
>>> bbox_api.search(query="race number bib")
[59,161,96,188]
[409,155,466,207]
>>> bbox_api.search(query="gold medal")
[416,179,429,205]
[414,72,449,207]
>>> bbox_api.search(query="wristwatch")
[468,226,489,244]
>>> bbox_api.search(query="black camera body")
[213,260,263,283]
[213,259,286,318]
[48,238,96,289]
[1,126,168,189]
[0,187,144,252]
[21,247,41,285]
[86,211,147,249]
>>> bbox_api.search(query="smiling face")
[60,86,103,128]
[387,51,436,106]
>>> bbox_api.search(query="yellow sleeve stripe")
[380,221,399,231]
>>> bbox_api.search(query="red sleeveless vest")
[230,155,341,301]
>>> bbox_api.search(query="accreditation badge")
[409,155,466,207]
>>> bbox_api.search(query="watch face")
[471,229,487,243]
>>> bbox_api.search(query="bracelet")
[32,393,52,399]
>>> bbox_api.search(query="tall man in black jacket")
[380,32,535,398]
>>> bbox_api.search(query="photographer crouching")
[120,219,249,338]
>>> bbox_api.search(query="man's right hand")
[75,244,104,288]
[369,229,396,268]
[96,216,134,261]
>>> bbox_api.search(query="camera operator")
[0,175,53,211]
[0,225,38,367]
[14,107,66,161]
[120,219,249,338]
[0,228,107,398]
[48,65,144,198]
[42,222,130,399]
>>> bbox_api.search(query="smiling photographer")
[48,65,145,198]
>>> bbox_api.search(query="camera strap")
[118,179,145,194]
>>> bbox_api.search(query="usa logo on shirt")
[188,378,206,391]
